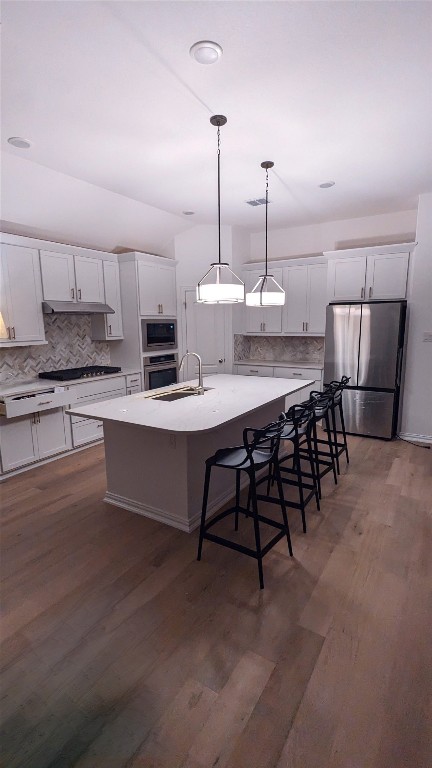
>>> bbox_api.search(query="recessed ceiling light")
[319,181,335,188]
[190,40,222,65]
[7,136,32,149]
[183,210,195,216]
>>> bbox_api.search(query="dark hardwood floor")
[1,435,431,767]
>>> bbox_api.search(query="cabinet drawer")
[70,378,125,399]
[71,388,125,425]
[274,367,321,381]
[72,418,104,447]
[0,389,72,418]
[126,373,141,388]
[236,365,274,377]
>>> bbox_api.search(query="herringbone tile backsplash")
[0,315,110,379]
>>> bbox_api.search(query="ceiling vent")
[246,198,271,207]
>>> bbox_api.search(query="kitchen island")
[68,374,313,532]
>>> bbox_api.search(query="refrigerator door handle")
[396,347,403,387]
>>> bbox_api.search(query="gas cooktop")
[39,366,121,381]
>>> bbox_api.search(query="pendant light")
[246,161,285,306]
[196,115,245,304]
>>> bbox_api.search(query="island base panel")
[103,399,285,532]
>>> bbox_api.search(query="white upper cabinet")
[0,244,45,345]
[283,266,308,333]
[283,263,327,334]
[244,269,283,333]
[307,264,328,333]
[91,261,123,340]
[326,246,412,302]
[40,251,104,303]
[40,251,76,301]
[365,253,409,300]
[138,261,176,317]
[74,255,104,303]
[327,257,367,302]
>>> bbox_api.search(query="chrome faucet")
[179,352,204,394]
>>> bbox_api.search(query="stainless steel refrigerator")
[324,301,406,439]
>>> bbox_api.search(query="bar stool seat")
[197,420,293,589]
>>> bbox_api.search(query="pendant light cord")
[265,166,269,276]
[217,124,221,265]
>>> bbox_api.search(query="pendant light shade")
[196,115,245,304]
[246,161,285,307]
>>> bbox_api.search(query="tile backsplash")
[234,334,324,363]
[0,315,110,380]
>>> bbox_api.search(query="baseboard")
[398,432,432,446]
[104,475,252,534]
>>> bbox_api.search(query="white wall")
[400,193,432,442]
[250,209,417,261]
[0,151,191,256]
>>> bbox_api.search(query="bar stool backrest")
[325,376,351,404]
[281,402,315,439]
[242,420,284,469]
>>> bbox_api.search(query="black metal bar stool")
[197,420,293,589]
[298,391,338,499]
[324,376,350,474]
[261,403,320,534]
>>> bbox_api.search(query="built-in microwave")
[142,319,177,352]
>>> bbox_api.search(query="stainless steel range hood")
[42,301,115,315]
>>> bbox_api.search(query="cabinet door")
[244,270,267,333]
[283,266,308,333]
[327,257,367,301]
[307,264,327,334]
[138,263,159,316]
[74,256,104,303]
[263,269,283,332]
[157,265,177,316]
[35,408,71,460]
[365,253,409,300]
[40,251,76,301]
[1,245,45,342]
[0,252,12,340]
[0,415,38,472]
[103,261,123,338]
[183,289,227,378]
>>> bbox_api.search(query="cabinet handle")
[71,288,75,300]
[11,327,16,339]
[78,288,82,300]
[108,324,112,335]
[97,423,103,428]
[361,287,365,299]
[369,286,373,298]
[37,400,52,406]
[6,326,11,339]
[250,369,259,373]
[263,322,266,332]
[129,378,138,384]
[161,304,163,314]
[305,322,308,332]
[292,372,303,377]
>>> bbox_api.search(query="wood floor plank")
[1,436,431,767]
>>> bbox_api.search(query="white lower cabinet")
[0,407,71,472]
[234,363,323,412]
[234,365,274,377]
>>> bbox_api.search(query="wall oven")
[142,319,177,352]
[143,353,178,391]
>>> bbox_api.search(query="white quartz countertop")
[67,374,313,434]
[0,370,140,399]
[235,359,324,369]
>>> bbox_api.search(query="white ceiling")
[2,1,432,232]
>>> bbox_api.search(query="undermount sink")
[149,386,212,402]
